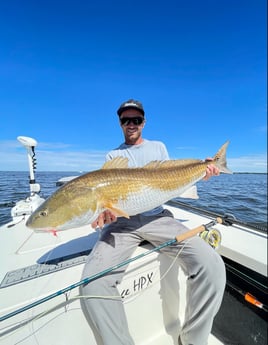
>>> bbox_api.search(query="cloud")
[255,125,267,133]
[0,140,266,173]
[36,149,106,171]
[228,154,267,173]
[174,143,267,173]
[0,140,106,171]
[175,146,197,150]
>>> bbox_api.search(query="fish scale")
[26,141,232,232]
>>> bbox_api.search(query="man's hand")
[203,158,220,181]
[91,210,117,229]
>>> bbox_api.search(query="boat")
[0,136,267,345]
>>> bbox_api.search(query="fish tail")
[213,141,232,174]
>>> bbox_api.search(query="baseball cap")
[117,99,145,116]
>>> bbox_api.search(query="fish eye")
[39,210,48,217]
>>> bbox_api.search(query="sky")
[0,0,267,173]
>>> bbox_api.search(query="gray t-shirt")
[106,139,169,216]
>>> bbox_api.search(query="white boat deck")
[0,201,266,345]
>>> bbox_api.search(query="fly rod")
[0,217,223,322]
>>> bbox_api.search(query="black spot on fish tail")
[213,141,232,174]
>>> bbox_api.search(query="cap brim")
[117,106,144,116]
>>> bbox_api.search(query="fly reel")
[199,228,221,249]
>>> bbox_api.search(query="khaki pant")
[81,210,226,345]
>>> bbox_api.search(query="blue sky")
[0,0,267,172]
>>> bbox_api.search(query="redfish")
[26,142,232,232]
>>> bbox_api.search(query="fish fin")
[104,204,129,218]
[143,161,162,168]
[98,199,130,219]
[143,159,202,169]
[178,186,199,199]
[102,157,129,169]
[213,141,233,174]
[106,205,129,218]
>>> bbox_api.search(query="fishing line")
[0,240,188,344]
[27,231,63,345]
[1,219,219,323]
[117,239,188,303]
[3,233,222,345]
[1,219,221,345]
[0,295,122,343]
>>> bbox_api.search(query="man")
[81,99,226,345]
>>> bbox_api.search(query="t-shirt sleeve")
[159,142,170,160]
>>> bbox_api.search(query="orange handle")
[175,217,223,243]
[245,293,263,309]
[175,225,206,242]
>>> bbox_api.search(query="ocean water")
[0,171,267,230]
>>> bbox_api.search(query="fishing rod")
[0,218,223,323]
[167,200,267,233]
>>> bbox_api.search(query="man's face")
[119,109,145,145]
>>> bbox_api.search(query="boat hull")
[0,202,267,345]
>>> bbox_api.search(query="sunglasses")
[120,116,144,126]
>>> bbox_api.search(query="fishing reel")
[199,228,221,250]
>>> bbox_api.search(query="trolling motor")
[10,136,45,222]
[17,136,41,194]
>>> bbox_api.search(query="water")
[0,171,267,230]
[182,173,267,230]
